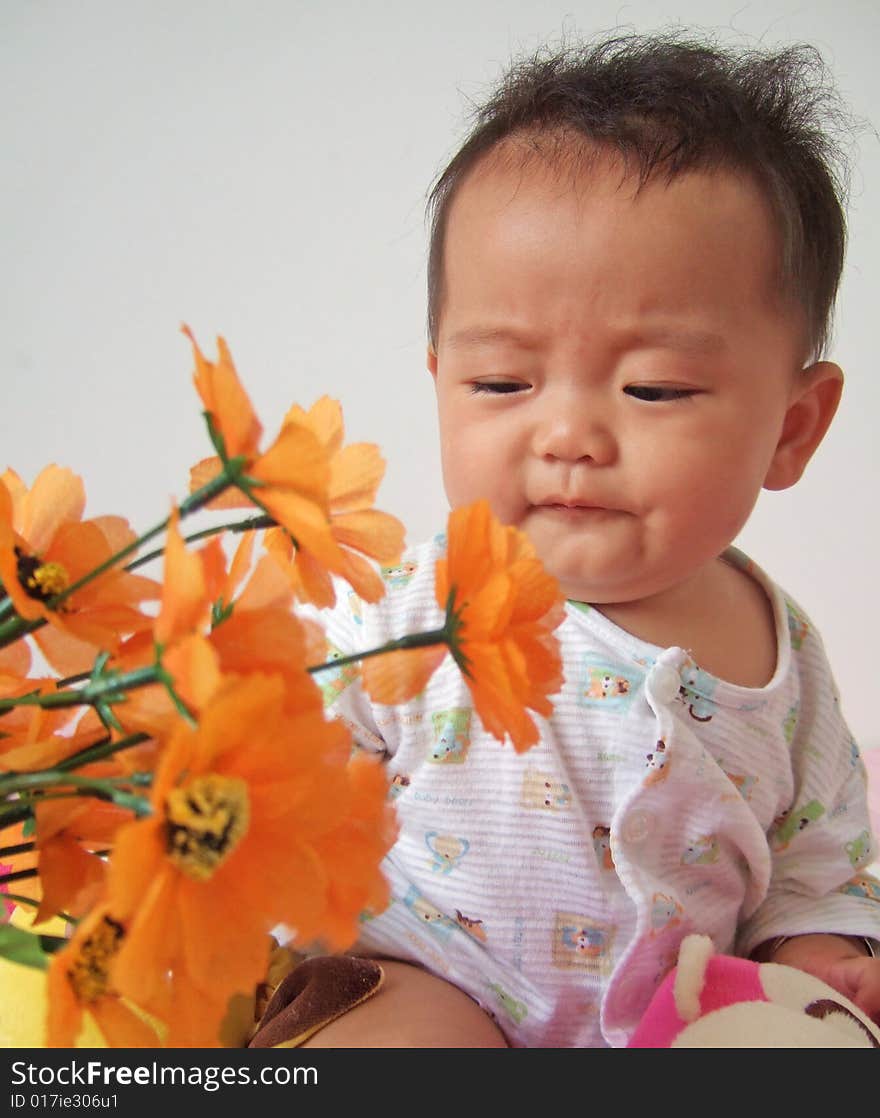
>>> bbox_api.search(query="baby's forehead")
[437,140,806,363]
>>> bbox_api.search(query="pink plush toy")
[628,934,880,1048]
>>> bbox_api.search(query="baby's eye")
[469,381,528,395]
[624,385,697,403]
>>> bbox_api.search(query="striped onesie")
[312,533,880,1047]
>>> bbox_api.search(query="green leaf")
[0,923,67,971]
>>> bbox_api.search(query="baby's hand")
[769,933,880,1023]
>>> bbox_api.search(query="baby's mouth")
[537,501,613,513]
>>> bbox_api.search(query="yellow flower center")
[67,915,124,1004]
[164,774,250,881]
[15,547,70,601]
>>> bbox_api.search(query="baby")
[299,32,880,1046]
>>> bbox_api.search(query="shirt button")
[649,664,681,704]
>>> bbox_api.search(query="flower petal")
[19,465,86,555]
[185,326,263,459]
[332,509,405,563]
[329,443,386,510]
[189,456,254,509]
[284,397,345,456]
[361,644,448,705]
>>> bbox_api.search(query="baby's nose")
[531,401,616,464]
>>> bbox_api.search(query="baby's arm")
[735,603,880,1008]
[752,933,880,1022]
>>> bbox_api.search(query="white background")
[2,1,878,749]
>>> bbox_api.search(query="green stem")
[54,671,91,689]
[0,789,128,830]
[2,893,77,924]
[55,731,151,772]
[0,804,34,829]
[0,772,152,816]
[125,513,276,574]
[308,627,451,676]
[58,463,246,606]
[0,866,39,885]
[0,665,162,716]
[0,613,42,646]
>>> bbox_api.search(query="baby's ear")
[763,361,843,491]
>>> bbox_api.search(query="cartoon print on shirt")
[650,893,685,936]
[783,704,799,744]
[426,832,470,874]
[681,835,720,865]
[346,592,364,625]
[770,800,826,851]
[592,825,615,870]
[488,983,528,1024]
[845,830,874,869]
[380,560,418,589]
[644,739,670,786]
[839,873,880,902]
[428,708,472,764]
[552,913,614,974]
[402,886,458,942]
[723,770,758,801]
[520,769,572,811]
[785,599,810,650]
[389,773,410,799]
[678,661,718,723]
[455,909,488,941]
[317,644,359,705]
[578,660,642,710]
[849,738,868,782]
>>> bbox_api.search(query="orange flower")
[115,524,327,739]
[205,537,328,687]
[100,511,227,741]
[153,508,227,649]
[106,672,395,1046]
[436,500,565,752]
[46,902,159,1047]
[0,467,159,675]
[184,327,346,576]
[264,397,405,607]
[358,503,564,746]
[0,642,78,760]
[2,721,140,924]
[32,763,138,923]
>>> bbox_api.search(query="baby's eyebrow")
[627,326,727,355]
[442,322,728,355]
[443,325,539,351]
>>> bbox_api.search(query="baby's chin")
[534,549,685,610]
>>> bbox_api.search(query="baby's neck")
[592,557,778,689]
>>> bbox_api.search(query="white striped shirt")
[312,534,880,1047]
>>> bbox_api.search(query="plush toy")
[628,934,880,1048]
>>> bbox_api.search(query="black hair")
[427,32,853,361]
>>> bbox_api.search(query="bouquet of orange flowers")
[0,327,566,1048]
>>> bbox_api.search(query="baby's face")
[428,148,810,605]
